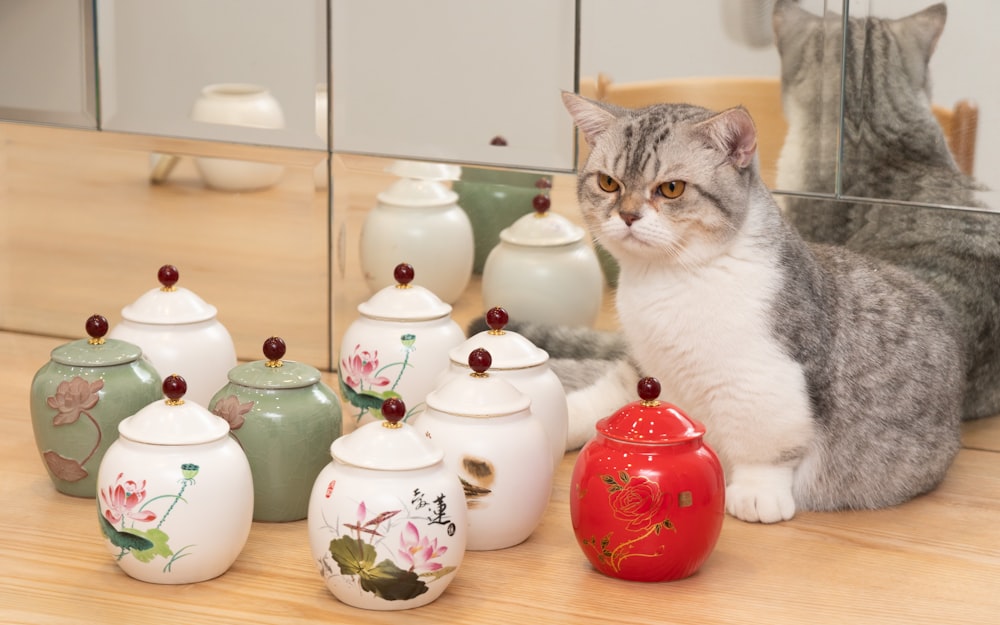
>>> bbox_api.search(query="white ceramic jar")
[482,202,604,327]
[109,264,237,408]
[96,374,253,584]
[360,160,474,303]
[411,348,553,551]
[308,397,466,610]
[439,306,567,468]
[190,82,285,192]
[338,263,465,428]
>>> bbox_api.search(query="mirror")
[0,0,97,128]
[330,0,577,172]
[96,0,326,150]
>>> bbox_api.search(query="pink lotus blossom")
[398,521,447,573]
[47,377,104,426]
[100,472,157,525]
[341,345,391,390]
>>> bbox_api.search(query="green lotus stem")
[156,482,189,529]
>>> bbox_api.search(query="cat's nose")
[619,210,641,226]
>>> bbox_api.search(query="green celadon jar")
[30,314,163,497]
[208,336,342,522]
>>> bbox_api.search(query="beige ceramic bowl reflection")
[190,83,285,192]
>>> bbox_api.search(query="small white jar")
[412,348,553,551]
[360,160,474,303]
[96,374,253,584]
[308,397,466,610]
[190,82,285,192]
[438,306,567,468]
[109,264,237,408]
[338,263,465,428]
[482,204,604,327]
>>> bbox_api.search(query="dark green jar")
[208,336,342,522]
[30,314,162,497]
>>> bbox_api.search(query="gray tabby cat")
[773,0,1000,420]
[555,93,963,523]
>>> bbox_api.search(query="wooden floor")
[2,328,999,625]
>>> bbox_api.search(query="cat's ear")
[561,91,619,147]
[889,3,946,62]
[696,107,758,170]
[772,0,817,46]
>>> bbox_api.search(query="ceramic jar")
[439,306,567,468]
[30,315,163,498]
[482,199,604,327]
[208,336,342,522]
[109,264,237,408]
[359,160,474,303]
[308,397,466,610]
[338,263,465,427]
[190,82,285,192]
[571,377,725,582]
[96,375,254,584]
[412,348,553,551]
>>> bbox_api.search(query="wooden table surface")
[2,329,999,624]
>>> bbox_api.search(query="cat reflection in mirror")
[491,1,999,524]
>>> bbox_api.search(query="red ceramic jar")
[570,377,724,582]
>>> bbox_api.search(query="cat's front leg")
[725,464,797,523]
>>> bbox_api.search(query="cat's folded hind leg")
[725,464,797,523]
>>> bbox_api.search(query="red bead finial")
[534,177,552,190]
[637,377,661,405]
[490,135,508,146]
[263,336,286,367]
[393,263,415,288]
[468,348,492,376]
[85,314,109,344]
[532,193,551,214]
[485,307,509,334]
[163,374,187,404]
[157,264,179,291]
[381,397,406,428]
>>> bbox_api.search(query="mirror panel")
[96,0,326,150]
[0,123,332,369]
[0,0,97,127]
[331,0,577,171]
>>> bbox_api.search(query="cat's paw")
[726,464,796,523]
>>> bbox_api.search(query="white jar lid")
[120,265,218,325]
[499,209,585,247]
[357,264,453,322]
[427,349,531,418]
[119,376,230,445]
[331,418,443,471]
[377,160,460,208]
[449,310,548,370]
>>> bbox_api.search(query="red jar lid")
[595,377,705,445]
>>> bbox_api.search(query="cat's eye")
[658,180,686,199]
[597,173,620,193]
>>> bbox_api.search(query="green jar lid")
[50,314,144,367]
[226,337,321,390]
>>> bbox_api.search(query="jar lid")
[120,265,218,325]
[448,307,548,370]
[377,160,460,208]
[597,377,705,445]
[426,348,531,418]
[331,398,443,470]
[225,336,321,389]
[357,263,453,321]
[50,314,144,367]
[499,204,585,247]
[118,375,230,445]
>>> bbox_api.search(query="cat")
[551,93,964,524]
[773,0,1000,421]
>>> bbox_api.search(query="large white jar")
[439,306,567,468]
[190,82,285,192]
[482,202,604,326]
[411,348,553,551]
[308,397,466,610]
[360,160,474,303]
[96,374,253,584]
[109,264,237,408]
[338,263,465,428]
